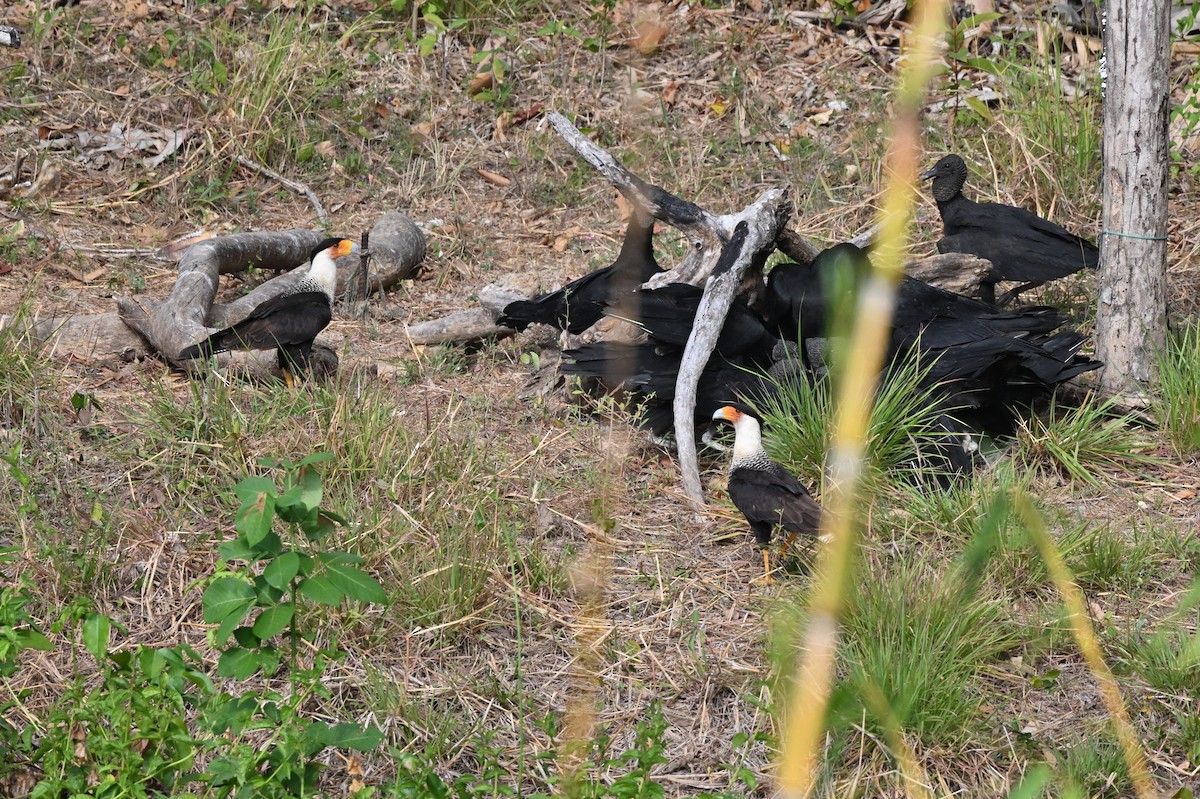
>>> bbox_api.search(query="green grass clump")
[758,352,966,490]
[833,562,1018,746]
[1154,319,1200,453]
[1014,395,1161,487]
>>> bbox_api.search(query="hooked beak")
[919,166,938,181]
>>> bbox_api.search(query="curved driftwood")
[115,220,425,373]
[116,229,332,365]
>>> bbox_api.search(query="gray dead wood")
[113,222,424,375]
[116,229,331,365]
[906,252,989,295]
[548,110,799,504]
[0,310,340,381]
[362,212,426,295]
[403,309,513,345]
[1096,0,1170,405]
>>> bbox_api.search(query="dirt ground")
[1,0,1199,796]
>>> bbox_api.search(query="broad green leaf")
[263,551,301,590]
[82,614,111,661]
[326,563,386,604]
[297,451,334,467]
[965,95,994,123]
[295,465,323,512]
[218,537,256,562]
[252,603,294,640]
[317,551,364,566]
[216,647,261,679]
[252,575,285,606]
[306,721,384,751]
[234,476,275,504]
[17,629,52,651]
[300,510,341,541]
[203,578,256,624]
[276,483,305,511]
[236,490,275,546]
[297,575,343,606]
[233,626,260,648]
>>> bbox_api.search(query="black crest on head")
[308,236,347,262]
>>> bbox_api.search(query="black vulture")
[606,281,780,368]
[178,237,356,386]
[498,215,661,333]
[559,341,775,438]
[766,242,1100,437]
[921,153,1099,305]
[712,404,822,582]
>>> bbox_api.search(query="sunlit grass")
[1154,319,1200,453]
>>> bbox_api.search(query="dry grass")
[0,0,1198,797]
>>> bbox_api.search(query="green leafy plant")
[28,614,213,798]
[200,453,385,796]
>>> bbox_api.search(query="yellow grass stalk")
[776,0,951,794]
[1012,492,1158,799]
[859,679,934,799]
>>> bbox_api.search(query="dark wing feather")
[727,464,821,544]
[937,197,1098,283]
[180,291,332,358]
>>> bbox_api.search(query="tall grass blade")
[1011,492,1157,799]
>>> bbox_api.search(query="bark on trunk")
[1096,0,1170,403]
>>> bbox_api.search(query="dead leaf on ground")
[469,71,495,96]
[631,6,669,55]
[476,168,511,187]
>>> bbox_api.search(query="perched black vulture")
[606,281,780,368]
[921,153,1099,305]
[712,404,822,581]
[498,215,661,333]
[178,237,355,386]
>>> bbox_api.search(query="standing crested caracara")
[179,237,356,385]
[712,405,822,581]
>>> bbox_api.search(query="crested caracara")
[921,154,1099,305]
[178,237,356,386]
[712,405,822,581]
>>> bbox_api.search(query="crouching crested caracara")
[178,237,356,385]
[712,405,822,581]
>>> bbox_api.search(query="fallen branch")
[236,156,328,225]
[548,110,793,504]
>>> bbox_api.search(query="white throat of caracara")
[731,413,766,466]
[307,245,340,298]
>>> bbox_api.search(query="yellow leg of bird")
[283,368,296,389]
[779,533,798,562]
[751,548,774,585]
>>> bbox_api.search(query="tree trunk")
[1096,0,1170,403]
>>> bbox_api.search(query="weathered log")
[906,252,990,296]
[366,212,426,292]
[402,309,514,346]
[114,220,425,372]
[0,310,340,381]
[116,229,331,364]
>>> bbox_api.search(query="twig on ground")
[235,155,328,225]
